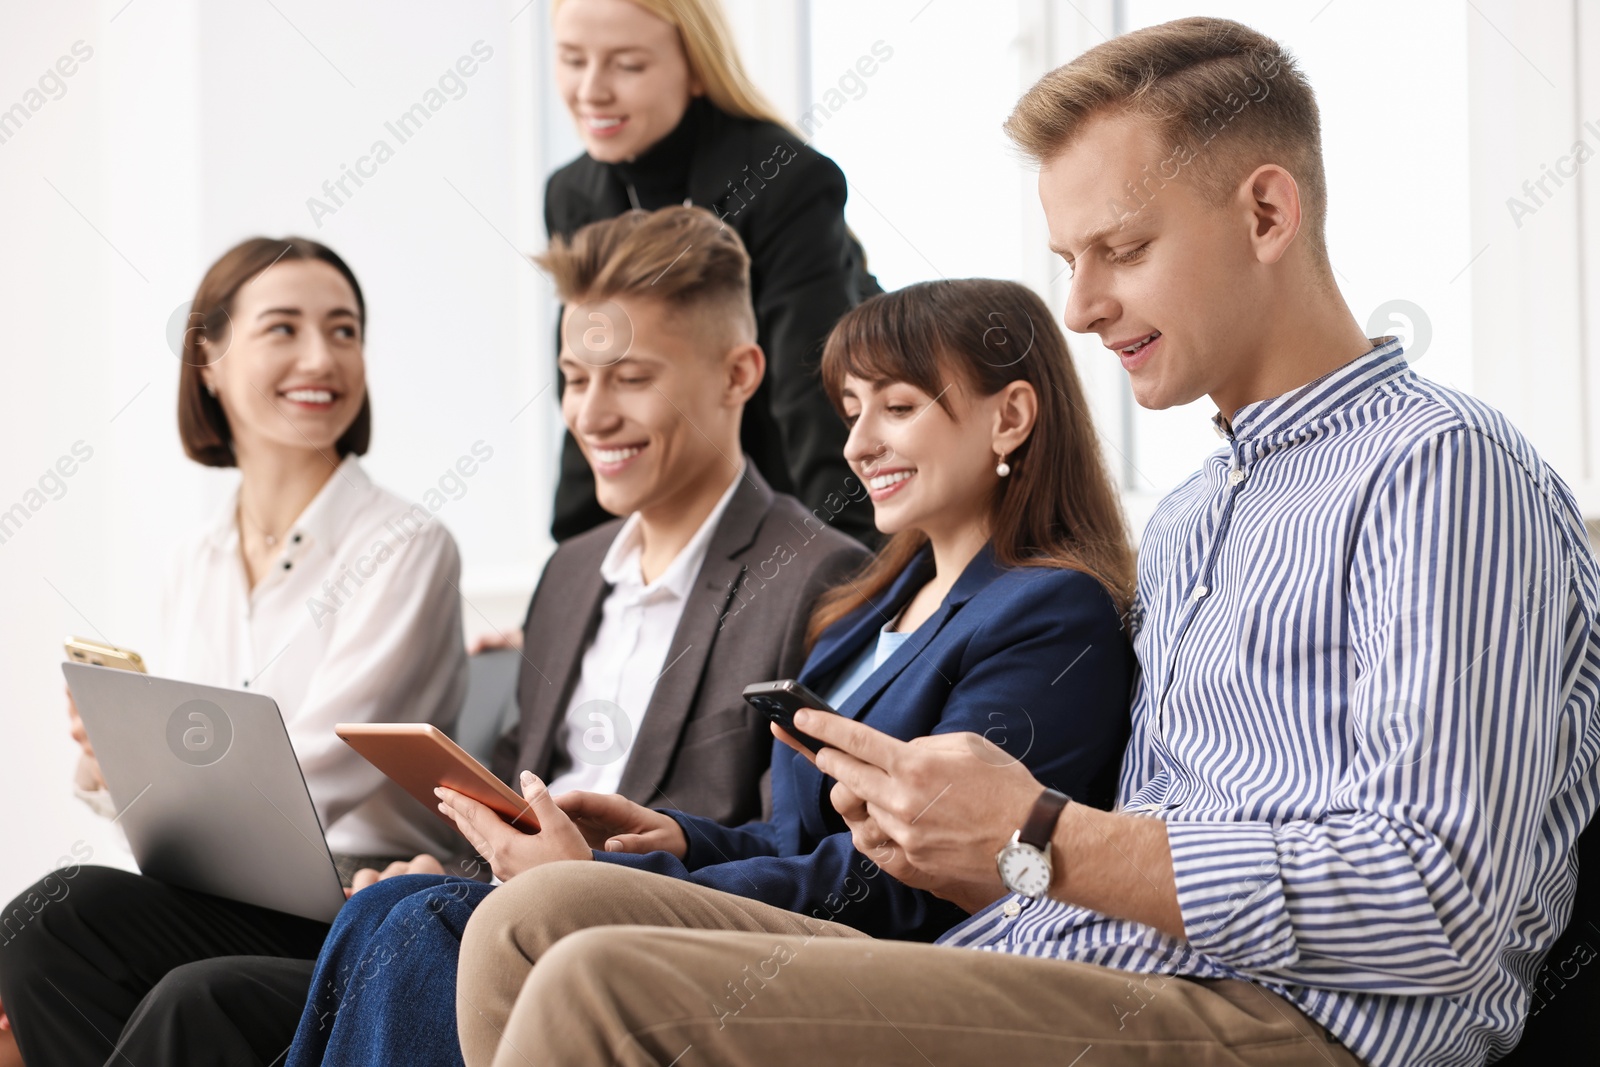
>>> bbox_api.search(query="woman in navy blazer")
[602,538,1134,942]
[285,278,1136,1066]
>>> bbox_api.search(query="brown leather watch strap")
[1019,788,1071,850]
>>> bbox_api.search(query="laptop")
[63,662,346,923]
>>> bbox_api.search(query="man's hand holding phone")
[775,709,1030,914]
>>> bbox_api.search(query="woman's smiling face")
[201,259,365,461]
[839,370,1005,541]
[553,0,701,164]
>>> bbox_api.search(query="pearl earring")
[996,452,1011,478]
[206,383,217,397]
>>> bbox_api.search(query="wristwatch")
[995,788,1071,898]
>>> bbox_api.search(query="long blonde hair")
[552,0,797,135]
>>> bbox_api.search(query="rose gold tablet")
[335,722,540,834]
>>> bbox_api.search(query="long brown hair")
[805,278,1134,648]
[177,236,370,467]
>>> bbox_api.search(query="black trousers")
[0,866,326,1067]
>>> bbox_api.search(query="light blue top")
[821,614,913,709]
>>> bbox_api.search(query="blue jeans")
[285,874,494,1067]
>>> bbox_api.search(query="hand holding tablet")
[335,723,541,834]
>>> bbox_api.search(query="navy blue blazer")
[594,542,1134,941]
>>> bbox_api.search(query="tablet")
[336,722,540,834]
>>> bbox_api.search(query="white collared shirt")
[99,455,467,858]
[546,462,745,797]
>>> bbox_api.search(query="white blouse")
[86,455,467,858]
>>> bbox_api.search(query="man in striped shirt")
[443,17,1600,1067]
[790,17,1599,1067]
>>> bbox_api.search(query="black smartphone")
[742,680,837,753]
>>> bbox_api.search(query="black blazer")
[491,463,869,828]
[545,101,882,545]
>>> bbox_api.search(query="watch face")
[997,843,1051,897]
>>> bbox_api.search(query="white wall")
[1467,0,1600,515]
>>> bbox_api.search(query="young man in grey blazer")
[491,455,860,834]
[0,206,868,1067]
[485,206,872,831]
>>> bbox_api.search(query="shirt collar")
[1213,335,1409,444]
[610,95,705,199]
[599,459,747,598]
[201,454,371,559]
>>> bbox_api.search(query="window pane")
[807,0,1030,290]
[1119,0,1474,495]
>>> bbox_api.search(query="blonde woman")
[547,0,881,545]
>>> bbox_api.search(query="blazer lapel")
[791,543,1008,822]
[566,157,629,230]
[810,542,1009,723]
[800,546,935,690]
[517,565,608,781]
[831,601,954,722]
[613,463,773,805]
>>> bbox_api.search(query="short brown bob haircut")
[1006,16,1329,261]
[535,206,756,348]
[177,236,370,467]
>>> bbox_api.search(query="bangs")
[820,288,962,416]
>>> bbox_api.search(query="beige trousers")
[456,861,1363,1067]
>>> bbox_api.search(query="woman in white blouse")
[68,235,466,868]
[0,237,468,1065]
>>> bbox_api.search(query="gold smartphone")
[63,636,147,674]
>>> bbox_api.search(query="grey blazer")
[491,463,869,827]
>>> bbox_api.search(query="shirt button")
[281,560,292,571]
[242,679,249,688]
[1229,468,1247,486]
[291,533,303,544]
[1193,584,1210,600]
[1002,900,1022,918]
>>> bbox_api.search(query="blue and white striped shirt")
[939,338,1600,1067]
